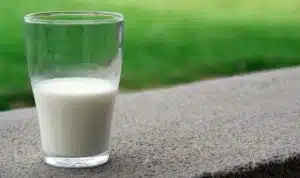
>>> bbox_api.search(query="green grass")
[2,0,300,110]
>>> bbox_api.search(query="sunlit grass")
[1,0,300,110]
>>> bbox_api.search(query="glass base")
[44,151,109,168]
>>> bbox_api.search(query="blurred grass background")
[1,0,300,110]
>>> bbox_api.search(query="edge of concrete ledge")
[193,153,300,178]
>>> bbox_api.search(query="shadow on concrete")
[194,154,300,178]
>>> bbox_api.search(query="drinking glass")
[24,11,124,168]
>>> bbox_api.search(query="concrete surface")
[1,67,300,177]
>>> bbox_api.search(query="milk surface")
[33,77,117,157]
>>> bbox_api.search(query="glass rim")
[24,11,124,25]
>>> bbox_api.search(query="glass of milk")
[24,11,124,168]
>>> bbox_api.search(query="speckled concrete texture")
[1,67,300,178]
[195,154,300,178]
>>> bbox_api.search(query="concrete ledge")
[1,67,300,177]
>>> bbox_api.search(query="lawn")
[1,0,300,110]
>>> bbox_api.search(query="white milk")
[33,77,117,157]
